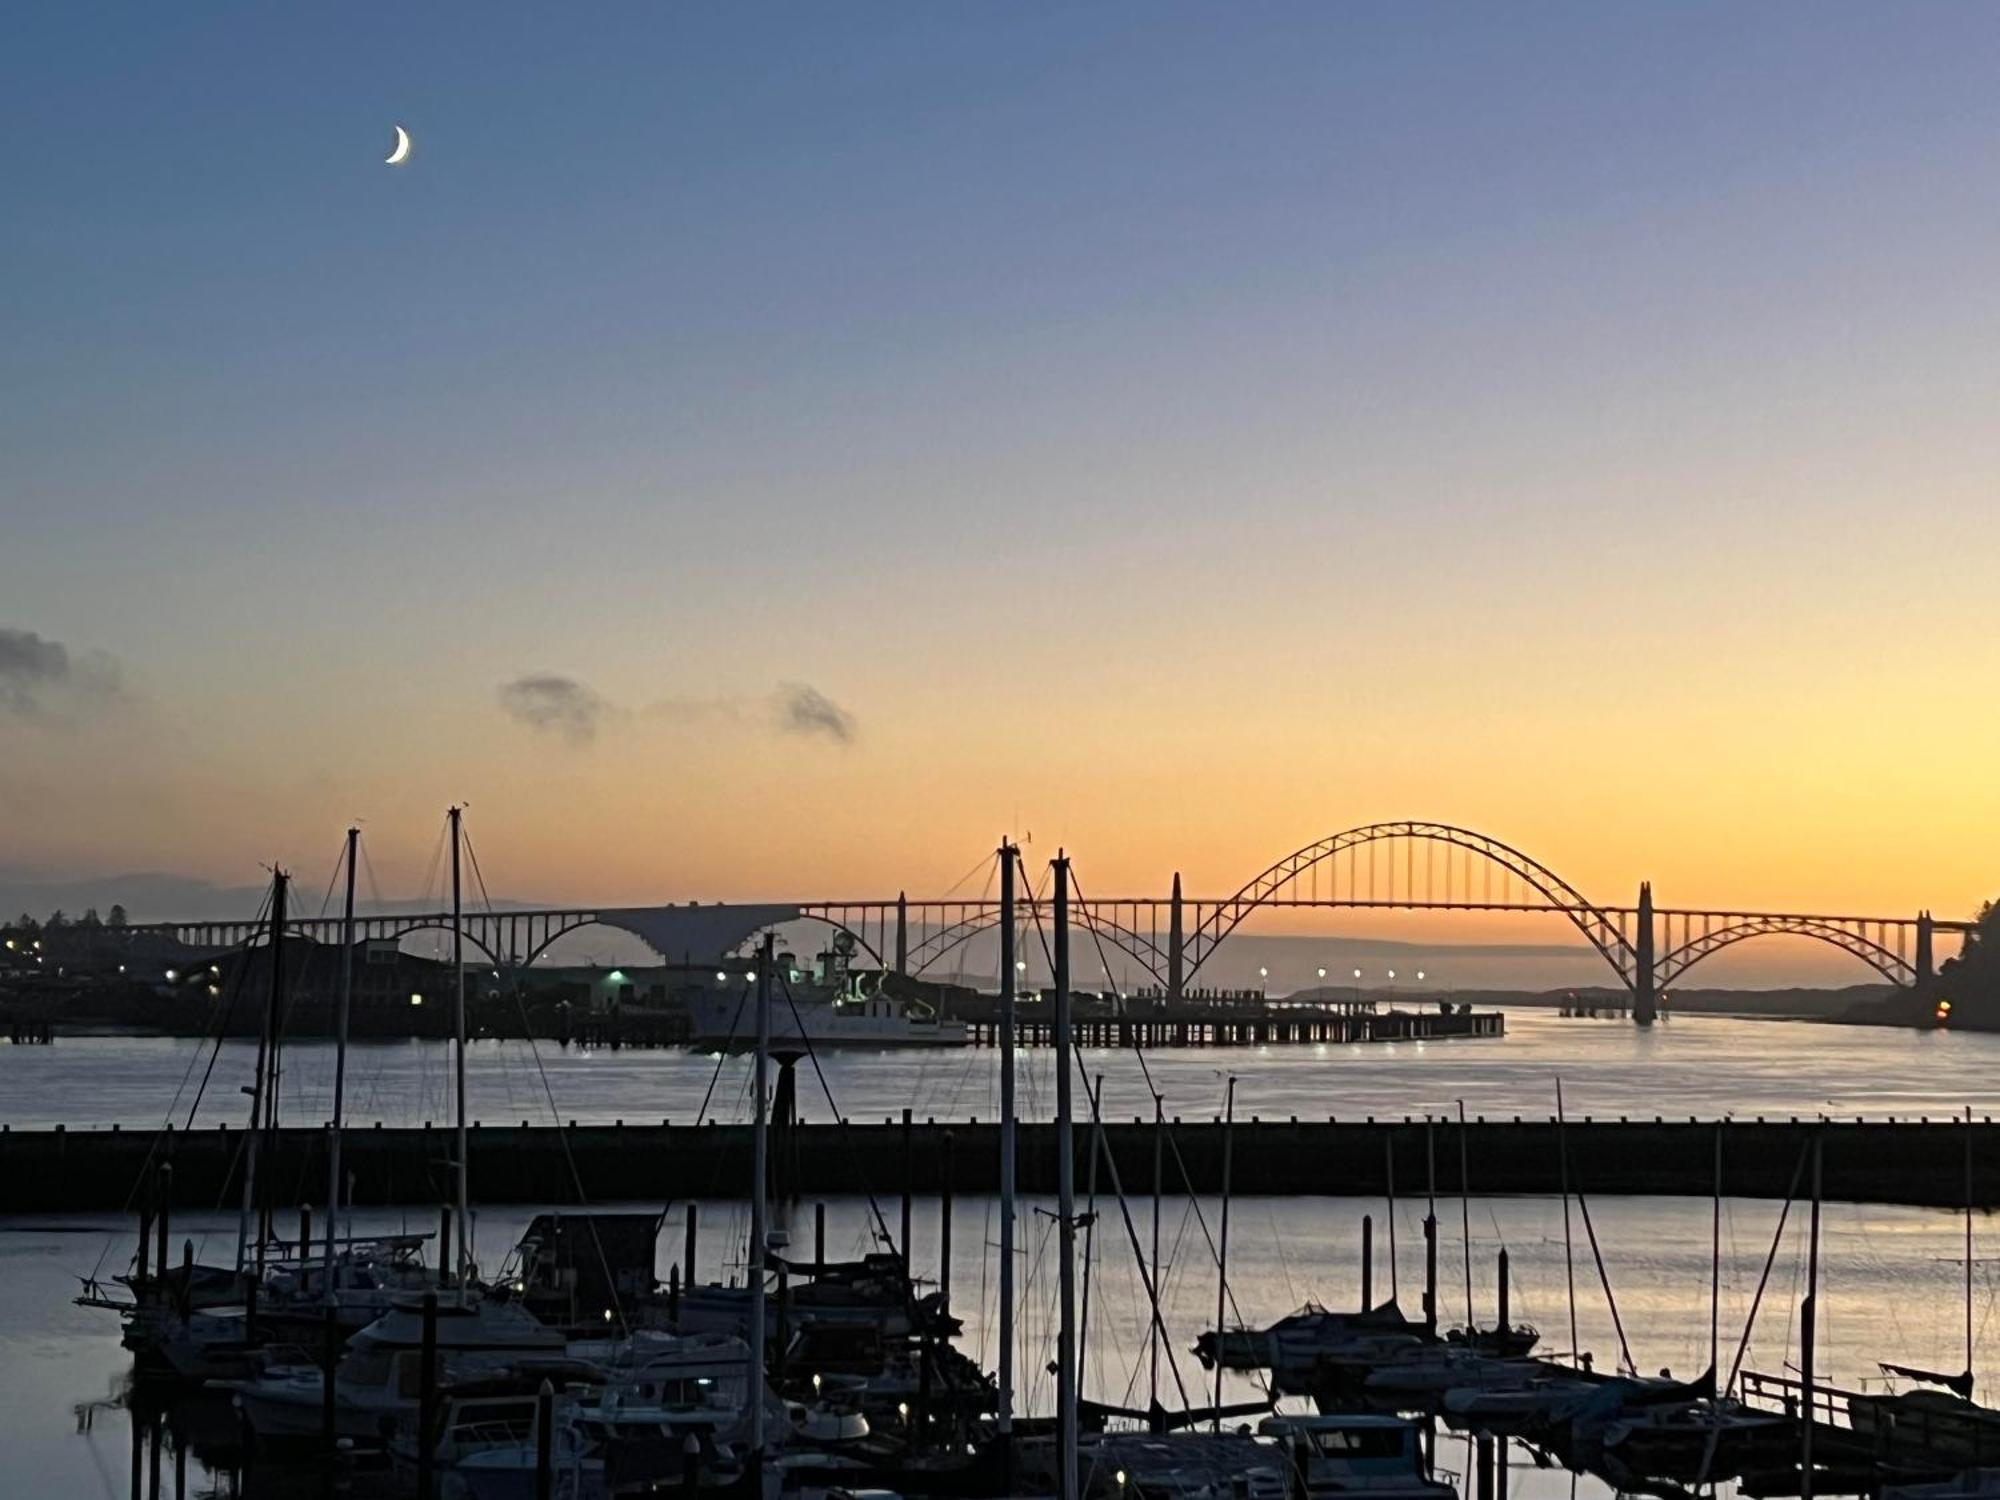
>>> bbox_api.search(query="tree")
[107,905,128,928]
[45,909,69,929]
[79,908,102,928]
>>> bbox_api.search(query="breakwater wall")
[3,1116,1993,1214]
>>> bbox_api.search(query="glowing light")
[410,993,424,1006]
[1387,969,1396,980]
[165,969,178,982]
[608,969,626,984]
[1317,967,1327,979]
[715,970,728,983]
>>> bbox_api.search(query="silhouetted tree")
[107,904,129,928]
[45,909,69,929]
[79,908,102,928]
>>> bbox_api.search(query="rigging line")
[505,982,638,1335]
[1726,1139,1811,1398]
[693,989,749,1127]
[313,833,346,920]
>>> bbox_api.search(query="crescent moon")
[385,125,411,166]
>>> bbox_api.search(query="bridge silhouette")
[128,822,1972,1027]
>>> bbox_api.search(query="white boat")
[423,1332,759,1500]
[686,938,965,1051]
[228,1294,566,1442]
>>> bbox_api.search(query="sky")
[4,4,1999,985]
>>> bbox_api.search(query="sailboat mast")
[1801,1133,1823,1500]
[1458,1099,1473,1331]
[1711,1121,1723,1377]
[257,869,289,1273]
[1053,852,1077,1500]
[449,806,469,1283]
[1967,1105,1976,1387]
[1385,1133,1398,1304]
[749,930,774,1473]
[237,871,285,1273]
[1150,1089,1164,1409]
[323,827,358,1296]
[1214,1074,1236,1430]
[1557,1079,1579,1369]
[997,840,1018,1454]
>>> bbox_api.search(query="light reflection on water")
[4,1012,2000,1131]
[11,1192,2000,1497]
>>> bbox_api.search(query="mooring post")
[416,1291,439,1500]
[1361,1214,1373,1312]
[1422,1214,1438,1338]
[1497,1247,1510,1338]
[534,1378,555,1500]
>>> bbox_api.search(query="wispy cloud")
[497,674,616,745]
[774,682,856,745]
[0,628,123,721]
[497,674,859,750]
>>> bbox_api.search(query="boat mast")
[1801,1132,1823,1500]
[323,827,358,1297]
[1458,1099,1473,1332]
[749,929,774,1479]
[997,839,1018,1464]
[1213,1074,1235,1430]
[1710,1120,1723,1377]
[1053,852,1078,1500]
[1556,1079,1579,1368]
[449,806,469,1283]
[237,870,286,1274]
[1967,1105,1976,1391]
[1150,1087,1164,1409]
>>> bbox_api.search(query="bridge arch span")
[1657,916,1914,989]
[909,905,1167,986]
[1186,821,1637,990]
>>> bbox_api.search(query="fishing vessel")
[685,937,965,1051]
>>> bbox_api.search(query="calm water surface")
[4,1011,1997,1130]
[8,1012,1999,1493]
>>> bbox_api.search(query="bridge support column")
[1167,873,1184,1003]
[1916,910,1935,985]
[895,893,908,977]
[1633,881,1657,1027]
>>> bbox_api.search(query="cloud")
[498,675,858,750]
[0,628,122,720]
[774,682,857,745]
[497,674,616,745]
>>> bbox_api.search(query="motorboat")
[227,1293,566,1443]
[1195,1301,1429,1374]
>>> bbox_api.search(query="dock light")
[715,970,728,983]
[1387,969,1396,980]
[898,1401,910,1422]
[1416,970,1426,983]
[1317,967,1327,979]
[1353,968,1362,980]
[608,969,625,984]
[1259,967,1268,979]
[208,985,220,997]
[1016,959,1027,973]
[410,993,424,1007]
[813,1372,822,1393]
[4,940,13,951]
[165,969,177,982]
[1937,998,1954,1022]
[1116,1472,1128,1489]
[209,965,219,976]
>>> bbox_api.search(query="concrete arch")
[1657,916,1914,988]
[908,906,1168,986]
[1187,821,1637,989]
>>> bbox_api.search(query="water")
[11,1011,2000,1494]
[11,1192,2000,1496]
[7,1011,1999,1132]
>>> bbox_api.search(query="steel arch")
[1657,916,1914,988]
[908,905,1168,986]
[1187,821,1637,987]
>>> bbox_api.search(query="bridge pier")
[1916,910,1935,985]
[1167,872,1184,1004]
[895,892,908,976]
[1633,881,1657,1027]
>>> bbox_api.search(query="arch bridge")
[115,823,1971,1027]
